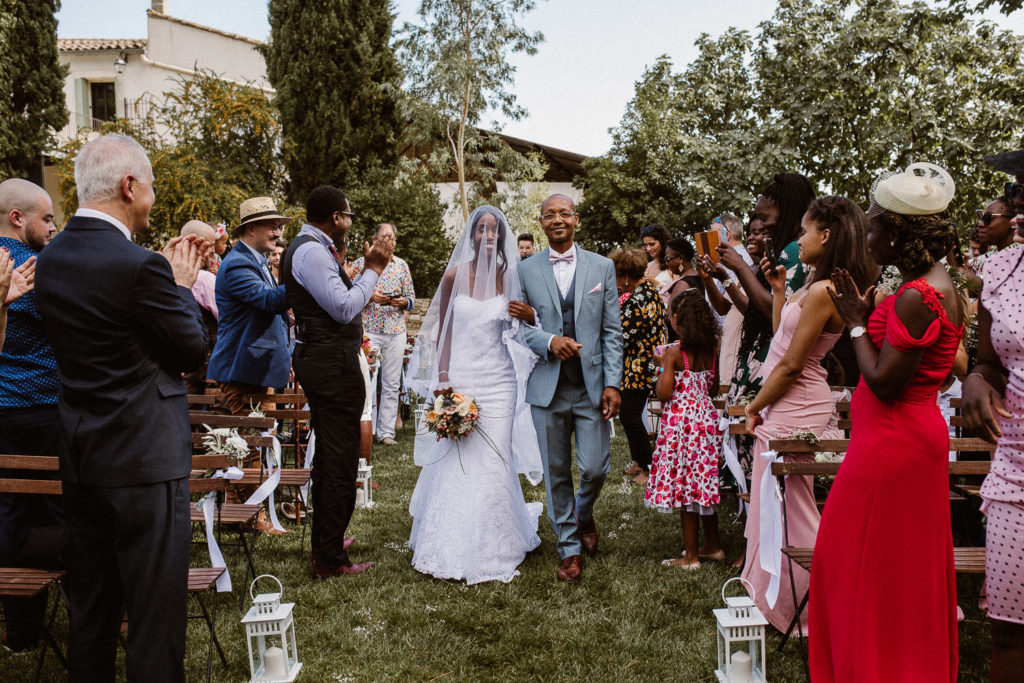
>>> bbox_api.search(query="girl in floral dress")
[645,289,723,569]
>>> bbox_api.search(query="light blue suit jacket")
[518,247,623,408]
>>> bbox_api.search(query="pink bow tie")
[550,251,574,265]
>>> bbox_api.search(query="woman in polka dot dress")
[962,244,1024,683]
[645,289,723,569]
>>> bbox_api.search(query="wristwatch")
[849,325,866,339]
[727,279,740,290]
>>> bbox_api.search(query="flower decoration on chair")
[201,425,251,470]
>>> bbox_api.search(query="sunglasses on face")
[976,210,1014,226]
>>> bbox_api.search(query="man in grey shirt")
[281,185,393,578]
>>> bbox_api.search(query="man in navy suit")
[34,133,209,682]
[206,197,291,414]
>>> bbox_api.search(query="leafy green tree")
[579,0,1024,250]
[262,0,402,201]
[399,0,544,221]
[55,73,288,248]
[577,30,776,252]
[0,0,68,179]
[755,0,1024,232]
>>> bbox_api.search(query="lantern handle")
[721,576,755,604]
[250,574,284,601]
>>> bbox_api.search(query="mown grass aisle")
[3,428,992,681]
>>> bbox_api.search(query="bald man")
[0,178,65,652]
[179,220,219,394]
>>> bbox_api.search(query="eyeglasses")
[1004,182,1024,200]
[976,210,1014,225]
[541,211,577,222]
[335,210,355,220]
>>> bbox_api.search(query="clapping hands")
[1,250,36,306]
[364,231,395,273]
[161,235,211,289]
[828,268,876,328]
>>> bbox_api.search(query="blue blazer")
[34,216,207,486]
[207,243,291,388]
[518,247,623,409]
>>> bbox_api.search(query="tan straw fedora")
[233,197,292,236]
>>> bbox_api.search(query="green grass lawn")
[4,427,992,681]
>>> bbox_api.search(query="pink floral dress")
[644,346,722,511]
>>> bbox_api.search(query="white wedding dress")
[408,295,543,584]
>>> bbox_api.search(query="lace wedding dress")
[408,295,543,584]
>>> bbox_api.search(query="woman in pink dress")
[962,243,1024,683]
[741,196,874,633]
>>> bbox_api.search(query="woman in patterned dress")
[612,248,667,486]
[962,241,1024,683]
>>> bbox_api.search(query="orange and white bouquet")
[425,388,480,441]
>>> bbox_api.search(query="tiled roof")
[58,38,147,52]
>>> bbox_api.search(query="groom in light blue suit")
[515,194,622,582]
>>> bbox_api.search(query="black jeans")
[619,388,654,472]
[292,342,364,566]
[0,404,65,651]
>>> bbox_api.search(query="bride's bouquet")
[425,389,480,441]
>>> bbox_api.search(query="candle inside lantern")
[355,488,366,506]
[730,650,753,682]
[263,645,287,677]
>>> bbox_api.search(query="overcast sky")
[57,0,1024,157]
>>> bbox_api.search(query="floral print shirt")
[620,280,667,391]
[352,255,416,335]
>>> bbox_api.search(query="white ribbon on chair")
[243,429,285,532]
[299,420,315,504]
[758,448,784,609]
[199,466,244,592]
[719,415,748,519]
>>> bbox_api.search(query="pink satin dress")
[742,291,841,633]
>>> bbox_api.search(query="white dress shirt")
[550,243,578,299]
[75,208,131,240]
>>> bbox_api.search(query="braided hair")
[876,210,957,277]
[672,288,720,357]
[760,172,817,257]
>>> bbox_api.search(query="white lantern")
[356,458,374,508]
[713,577,768,682]
[241,575,302,683]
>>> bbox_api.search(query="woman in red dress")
[810,163,963,682]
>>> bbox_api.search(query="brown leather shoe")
[310,560,374,579]
[579,519,598,557]
[254,509,290,535]
[557,555,582,582]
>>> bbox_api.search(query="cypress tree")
[261,0,402,201]
[0,0,69,179]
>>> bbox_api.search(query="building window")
[90,82,116,123]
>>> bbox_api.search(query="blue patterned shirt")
[0,237,60,408]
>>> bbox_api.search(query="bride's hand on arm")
[508,300,536,325]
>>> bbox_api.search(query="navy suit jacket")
[206,242,291,388]
[34,216,207,486]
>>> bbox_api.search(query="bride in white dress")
[405,206,544,584]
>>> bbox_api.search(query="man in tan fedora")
[207,198,293,533]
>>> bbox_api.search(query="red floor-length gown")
[809,280,962,682]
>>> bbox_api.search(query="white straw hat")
[869,162,955,216]
[233,197,291,235]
